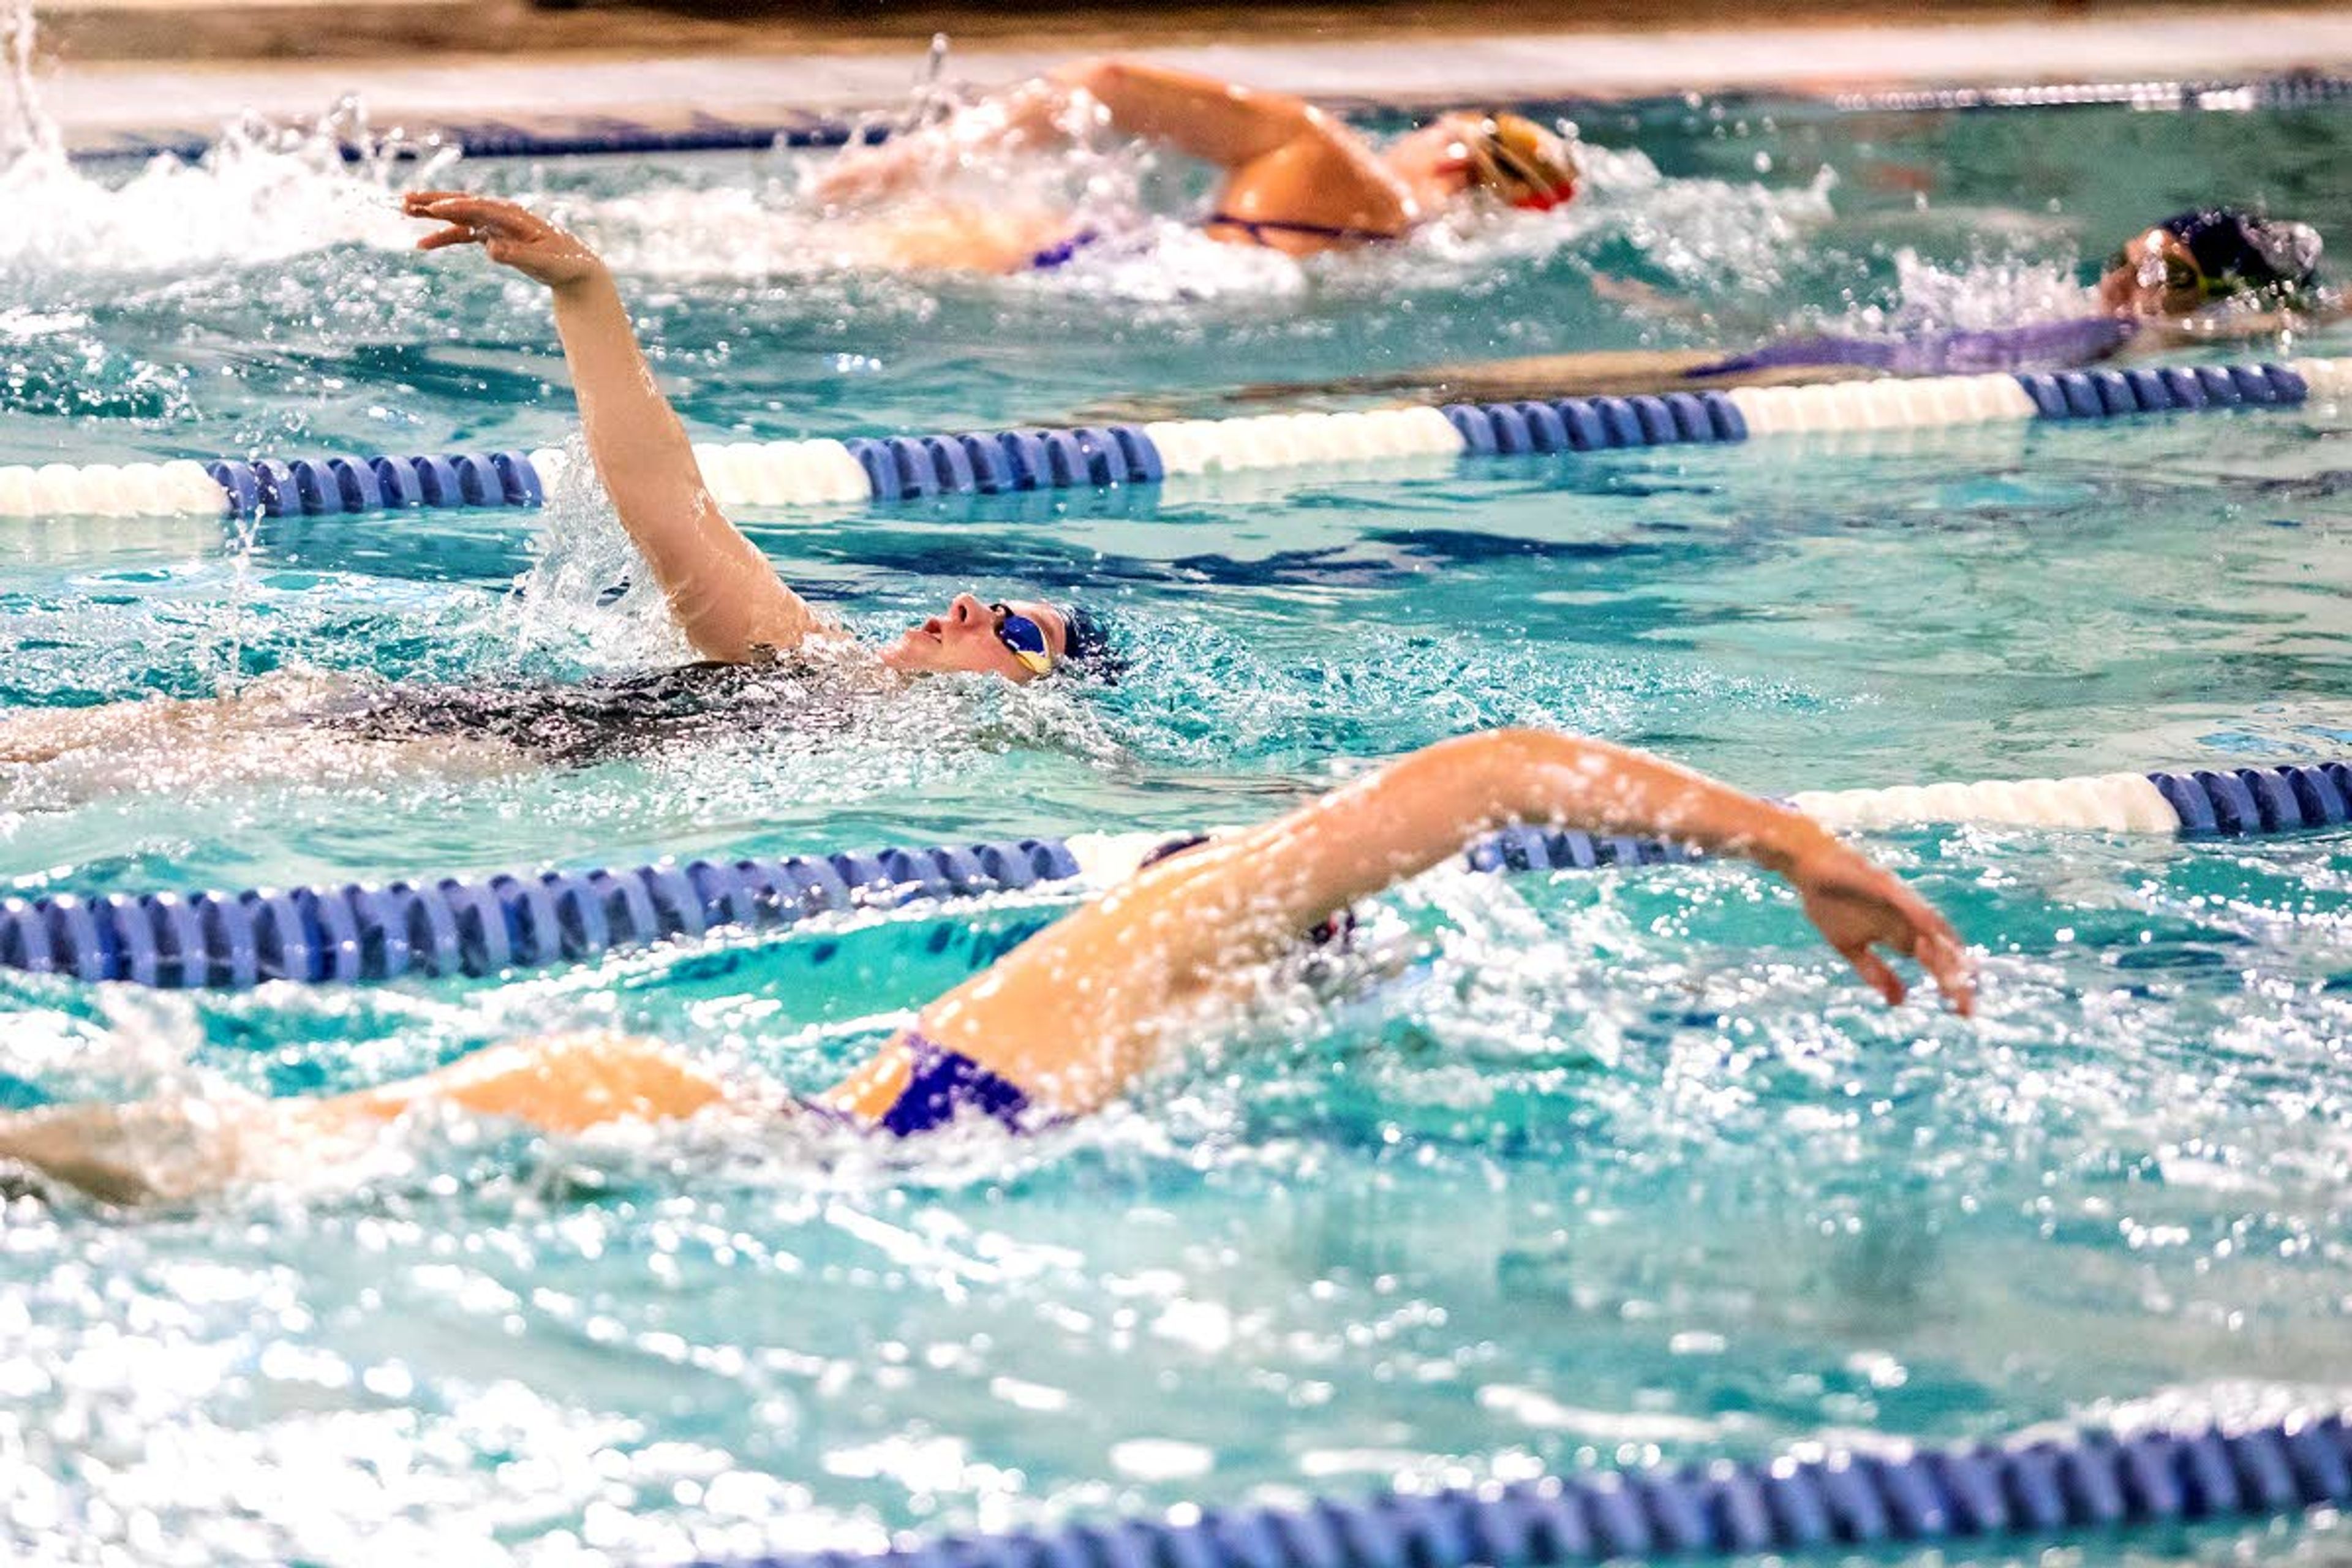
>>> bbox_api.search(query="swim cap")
[2154,208,2323,299]
[1057,603,1126,681]
[1465,113,1580,213]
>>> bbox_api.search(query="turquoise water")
[0,86,2350,1564]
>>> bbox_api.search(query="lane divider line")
[3,758,2341,990]
[3,356,2337,520]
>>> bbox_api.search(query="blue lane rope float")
[705,1409,2352,1568]
[2,759,2342,991]
[0,824,1694,991]
[4,355,2345,520]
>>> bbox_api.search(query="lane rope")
[712,1408,2352,1568]
[2,758,2341,990]
[6,357,2338,520]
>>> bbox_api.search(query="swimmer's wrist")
[1757,810,1842,880]
[549,258,617,302]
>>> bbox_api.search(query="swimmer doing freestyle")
[808,56,1581,271]
[0,194,1117,786]
[0,728,1974,1205]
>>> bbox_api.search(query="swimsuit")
[1205,212,1404,249]
[313,658,845,767]
[1687,316,2138,380]
[870,1033,1037,1137]
[1028,228,1102,271]
[1025,213,1399,271]
[804,1032,1039,1139]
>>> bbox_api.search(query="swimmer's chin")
[874,631,954,679]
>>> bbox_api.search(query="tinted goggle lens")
[1471,120,1575,210]
[990,603,1054,674]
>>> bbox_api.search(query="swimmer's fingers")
[1885,886,1976,1016]
[413,222,483,253]
[1839,942,1907,1008]
[1914,927,1977,1018]
[402,194,551,242]
[1794,851,1975,1017]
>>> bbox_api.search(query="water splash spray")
[0,0,57,164]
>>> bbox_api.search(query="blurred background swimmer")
[0,728,1972,1206]
[805,55,1581,272]
[1217,205,2337,407]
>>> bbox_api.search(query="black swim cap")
[1137,831,1212,870]
[2154,208,2323,298]
[1057,603,1126,681]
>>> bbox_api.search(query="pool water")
[0,69,2350,1566]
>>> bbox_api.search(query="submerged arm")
[912,728,1974,1112]
[404,193,827,663]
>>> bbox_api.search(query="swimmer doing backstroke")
[0,194,1121,785]
[0,727,1974,1205]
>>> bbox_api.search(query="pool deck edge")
[32,7,2352,156]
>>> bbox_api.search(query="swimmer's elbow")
[1048,56,1117,96]
[1388,728,1619,831]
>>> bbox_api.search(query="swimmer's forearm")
[1442,728,1834,872]
[1183,730,1835,954]
[548,273,818,660]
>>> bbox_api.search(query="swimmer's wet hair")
[1058,603,1128,682]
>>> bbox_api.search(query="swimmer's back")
[315,656,858,766]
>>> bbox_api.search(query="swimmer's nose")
[949,593,987,625]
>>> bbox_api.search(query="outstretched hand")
[1787,841,1975,1016]
[401,192,606,291]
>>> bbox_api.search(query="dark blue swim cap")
[2153,208,2323,298]
[1058,603,1126,680]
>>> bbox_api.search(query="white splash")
[1842,244,2094,335]
[0,0,457,276]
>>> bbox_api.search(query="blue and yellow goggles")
[990,603,1055,675]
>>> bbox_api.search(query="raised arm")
[1049,58,1321,167]
[908,728,1974,1112]
[404,193,827,663]
[810,58,1324,205]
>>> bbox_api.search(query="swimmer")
[1205,206,2338,409]
[807,58,1580,270]
[1686,206,2335,380]
[0,727,1973,1205]
[0,195,1120,785]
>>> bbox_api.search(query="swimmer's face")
[1396,111,1577,209]
[879,593,1069,683]
[1387,115,1487,196]
[2098,228,2207,317]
